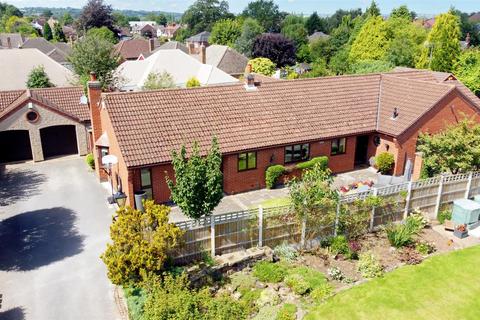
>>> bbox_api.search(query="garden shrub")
[274,243,298,263]
[253,261,288,283]
[405,212,428,233]
[346,240,361,260]
[375,152,395,174]
[253,305,280,320]
[249,57,276,76]
[257,288,281,307]
[310,283,333,302]
[123,286,146,320]
[204,295,248,319]
[357,252,384,278]
[327,267,345,281]
[295,156,329,171]
[284,274,310,295]
[330,235,350,256]
[385,223,414,248]
[437,209,452,224]
[85,153,95,169]
[265,165,286,189]
[415,242,435,255]
[230,272,257,293]
[239,288,262,315]
[276,303,297,320]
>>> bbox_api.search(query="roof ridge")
[383,73,455,88]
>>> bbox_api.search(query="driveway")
[0,157,121,320]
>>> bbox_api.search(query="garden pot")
[453,229,468,239]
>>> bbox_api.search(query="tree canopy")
[281,14,308,47]
[76,0,116,33]
[181,0,232,35]
[234,17,264,57]
[390,5,415,21]
[43,22,53,41]
[86,26,118,44]
[209,18,241,47]
[305,12,324,35]
[252,33,296,67]
[349,16,388,62]
[143,71,176,90]
[242,0,284,32]
[26,66,53,88]
[453,48,480,95]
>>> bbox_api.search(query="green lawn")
[306,246,480,320]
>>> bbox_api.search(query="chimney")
[244,74,257,91]
[87,72,105,180]
[149,38,155,52]
[200,45,206,64]
[7,37,11,49]
[188,42,195,55]
[245,63,252,75]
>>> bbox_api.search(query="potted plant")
[453,224,468,239]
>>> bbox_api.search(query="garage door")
[40,125,78,159]
[0,130,33,163]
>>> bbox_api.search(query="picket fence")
[172,171,480,263]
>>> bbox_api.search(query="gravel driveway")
[0,157,121,320]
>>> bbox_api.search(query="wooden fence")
[172,171,480,263]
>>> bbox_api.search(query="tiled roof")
[0,33,25,48]
[114,39,156,60]
[21,38,71,64]
[187,31,210,43]
[0,86,89,122]
[102,69,480,168]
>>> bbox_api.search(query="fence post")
[300,216,307,248]
[465,172,473,199]
[404,180,413,219]
[434,174,445,217]
[258,205,263,247]
[210,216,215,257]
[334,198,341,237]
[369,188,378,231]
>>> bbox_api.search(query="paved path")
[0,157,121,320]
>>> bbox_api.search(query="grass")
[250,197,291,209]
[306,245,480,320]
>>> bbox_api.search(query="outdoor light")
[102,154,119,204]
[114,191,127,207]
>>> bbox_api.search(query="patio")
[169,166,379,222]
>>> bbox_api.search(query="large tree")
[0,2,22,19]
[166,138,223,220]
[365,1,381,17]
[416,11,461,72]
[349,16,388,62]
[43,22,53,41]
[68,33,120,89]
[86,26,118,44]
[417,119,480,176]
[26,66,53,88]
[281,14,308,47]
[76,0,116,33]
[305,11,324,35]
[242,0,284,32]
[234,17,264,57]
[53,23,66,42]
[209,18,242,47]
[453,48,480,96]
[252,33,296,67]
[181,0,232,35]
[390,5,415,21]
[3,16,38,36]
[324,8,362,33]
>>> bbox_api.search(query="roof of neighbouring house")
[201,45,249,76]
[0,48,75,90]
[0,86,89,122]
[0,33,25,48]
[20,38,72,64]
[155,41,189,54]
[101,68,480,168]
[469,12,480,22]
[187,31,211,43]
[115,49,239,90]
[114,38,159,60]
[308,31,330,42]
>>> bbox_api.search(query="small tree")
[252,33,296,67]
[305,11,324,35]
[52,23,66,42]
[186,77,201,88]
[417,118,480,176]
[167,137,223,219]
[248,57,276,76]
[143,71,176,90]
[349,16,388,62]
[76,0,116,33]
[86,26,118,44]
[26,65,53,88]
[43,22,53,41]
[453,48,480,96]
[100,201,183,285]
[234,17,264,57]
[209,18,241,47]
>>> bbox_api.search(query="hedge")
[266,165,286,189]
[295,156,329,171]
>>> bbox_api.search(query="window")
[238,152,257,171]
[140,168,153,199]
[26,110,39,123]
[285,144,309,163]
[331,138,346,155]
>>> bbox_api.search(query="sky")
[4,0,479,15]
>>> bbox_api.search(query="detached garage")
[0,87,91,163]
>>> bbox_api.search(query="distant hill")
[20,7,182,20]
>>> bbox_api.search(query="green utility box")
[452,199,480,225]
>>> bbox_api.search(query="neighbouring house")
[20,38,72,67]
[469,12,480,23]
[155,40,189,54]
[118,27,133,40]
[62,25,77,41]
[115,48,238,91]
[157,23,181,39]
[186,31,210,54]
[0,48,75,90]
[86,68,480,206]
[129,21,157,35]
[0,86,90,163]
[192,45,249,77]
[0,33,25,49]
[114,38,160,62]
[308,31,329,43]
[139,24,157,38]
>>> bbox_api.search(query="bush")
[310,283,333,302]
[123,286,146,320]
[253,261,288,283]
[357,252,383,278]
[186,76,201,88]
[204,295,248,319]
[415,242,435,255]
[346,240,361,260]
[274,243,298,263]
[330,235,350,256]
[287,266,327,290]
[276,303,297,320]
[284,273,310,295]
[327,267,345,281]
[385,223,414,248]
[265,165,286,189]
[437,209,452,224]
[405,213,427,233]
[85,153,95,169]
[249,57,276,76]
[375,152,395,174]
[295,156,328,170]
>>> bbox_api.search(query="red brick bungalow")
[86,68,480,206]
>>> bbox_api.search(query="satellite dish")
[102,155,118,167]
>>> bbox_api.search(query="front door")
[354,135,369,165]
